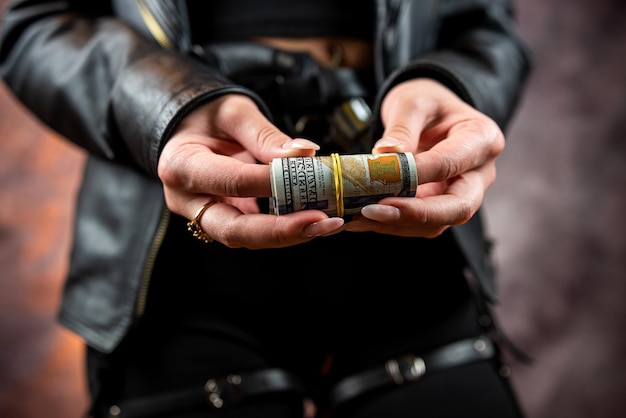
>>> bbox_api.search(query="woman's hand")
[158,94,344,248]
[345,78,506,238]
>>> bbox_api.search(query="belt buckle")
[204,374,243,409]
[385,354,426,385]
[292,97,372,154]
[331,97,371,139]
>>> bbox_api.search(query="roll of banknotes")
[270,152,417,217]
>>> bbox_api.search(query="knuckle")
[387,124,414,142]
[414,210,430,226]
[255,125,285,152]
[222,168,246,196]
[216,96,247,124]
[157,151,186,188]
[436,147,464,180]
[455,200,475,225]
[477,117,506,157]
[215,226,242,249]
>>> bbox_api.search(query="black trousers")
[86,302,523,418]
[86,224,523,418]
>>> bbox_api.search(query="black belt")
[329,335,496,408]
[105,336,495,417]
[106,368,306,418]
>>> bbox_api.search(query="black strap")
[463,267,534,365]
[107,368,305,418]
[329,335,496,408]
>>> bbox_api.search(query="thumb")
[372,102,429,155]
[218,95,320,163]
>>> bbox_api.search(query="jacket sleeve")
[0,0,265,177]
[373,0,532,134]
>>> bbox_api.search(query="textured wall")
[485,0,626,416]
[1,0,625,417]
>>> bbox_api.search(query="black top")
[188,0,376,42]
[176,1,468,326]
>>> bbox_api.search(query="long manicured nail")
[302,218,344,238]
[283,138,320,150]
[360,204,400,222]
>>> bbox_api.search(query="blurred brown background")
[1,0,625,417]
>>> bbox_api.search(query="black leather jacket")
[0,0,530,353]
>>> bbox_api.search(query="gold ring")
[187,201,218,243]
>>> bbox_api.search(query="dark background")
[1,0,625,417]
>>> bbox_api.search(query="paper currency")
[270,152,417,217]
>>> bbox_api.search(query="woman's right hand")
[158,94,345,249]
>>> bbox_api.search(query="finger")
[170,146,274,197]
[345,207,450,238]
[372,111,427,155]
[414,117,504,184]
[211,95,320,162]
[372,93,438,154]
[344,169,487,237]
[187,200,345,249]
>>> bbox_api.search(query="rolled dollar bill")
[270,152,417,217]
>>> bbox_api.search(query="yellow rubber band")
[331,153,344,218]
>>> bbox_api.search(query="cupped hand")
[158,94,344,248]
[345,78,506,238]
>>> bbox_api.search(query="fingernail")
[361,204,400,222]
[283,138,320,151]
[302,217,344,238]
[374,137,401,149]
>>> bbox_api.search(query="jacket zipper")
[133,1,173,320]
[134,206,170,320]
[136,0,174,49]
